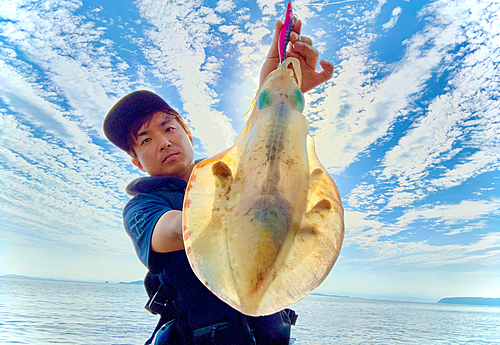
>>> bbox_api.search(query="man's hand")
[260,20,334,93]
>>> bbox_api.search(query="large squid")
[182,3,344,317]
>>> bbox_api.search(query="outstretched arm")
[260,20,334,93]
[151,210,184,253]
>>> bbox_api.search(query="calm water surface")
[1,277,499,344]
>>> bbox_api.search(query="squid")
[182,2,344,317]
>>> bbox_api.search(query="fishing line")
[303,0,363,7]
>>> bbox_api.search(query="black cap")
[103,90,179,152]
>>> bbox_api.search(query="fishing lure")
[278,2,296,63]
[182,57,344,316]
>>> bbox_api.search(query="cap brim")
[103,90,175,152]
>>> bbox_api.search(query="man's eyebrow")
[135,115,175,140]
[160,117,175,127]
[136,129,149,138]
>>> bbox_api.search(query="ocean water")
[0,277,499,344]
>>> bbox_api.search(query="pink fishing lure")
[278,2,296,63]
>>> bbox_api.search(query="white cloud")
[346,183,382,211]
[343,210,386,246]
[215,0,236,13]
[368,232,500,268]
[379,0,500,207]
[397,198,500,229]
[256,0,281,16]
[313,28,327,39]
[382,6,401,30]
[310,0,499,216]
[227,19,272,79]
[444,220,488,236]
[234,7,251,23]
[340,197,500,270]
[0,0,139,141]
[136,0,237,155]
[219,25,238,35]
[0,0,151,256]
[0,112,138,252]
[290,0,319,22]
[312,36,438,173]
[343,206,500,269]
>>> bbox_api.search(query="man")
[104,20,333,345]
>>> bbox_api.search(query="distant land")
[2,274,110,284]
[119,280,143,285]
[2,276,498,307]
[1,274,144,285]
[310,292,350,298]
[438,297,500,306]
[3,274,57,280]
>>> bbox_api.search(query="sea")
[0,276,499,344]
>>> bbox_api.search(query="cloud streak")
[136,0,237,155]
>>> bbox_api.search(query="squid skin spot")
[312,168,323,177]
[184,231,191,240]
[300,226,318,235]
[186,246,192,255]
[185,199,191,208]
[315,199,332,210]
[212,161,232,178]
[191,174,197,182]
[204,281,209,286]
[183,225,188,231]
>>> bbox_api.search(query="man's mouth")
[163,153,178,163]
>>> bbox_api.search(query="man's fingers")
[290,42,319,69]
[320,60,334,78]
[298,36,313,45]
[289,31,299,43]
[267,20,283,58]
[293,19,302,35]
[289,33,313,46]
[310,60,334,87]
[291,41,318,59]
[297,60,334,93]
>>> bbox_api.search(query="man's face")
[131,111,195,181]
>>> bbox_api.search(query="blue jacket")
[123,176,294,344]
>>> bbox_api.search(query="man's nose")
[158,136,172,150]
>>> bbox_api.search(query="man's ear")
[132,157,146,172]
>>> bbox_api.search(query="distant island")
[438,297,500,306]
[3,274,55,280]
[311,292,349,298]
[119,280,143,285]
[2,274,142,285]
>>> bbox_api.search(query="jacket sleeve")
[123,193,172,273]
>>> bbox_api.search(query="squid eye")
[257,89,273,110]
[291,89,304,112]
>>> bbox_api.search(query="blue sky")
[0,0,499,303]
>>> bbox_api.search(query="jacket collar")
[126,176,187,196]
[126,158,205,196]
